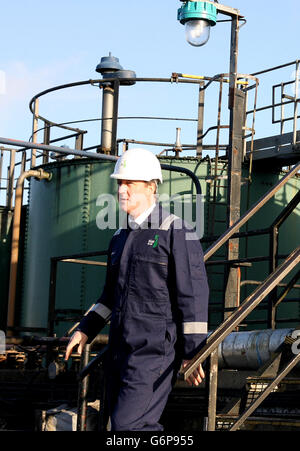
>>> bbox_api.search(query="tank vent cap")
[96,52,123,74]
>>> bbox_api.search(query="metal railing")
[47,250,109,336]
[203,189,300,329]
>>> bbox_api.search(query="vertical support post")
[280,83,285,137]
[224,16,246,319]
[111,79,120,156]
[293,61,299,145]
[197,81,205,157]
[0,149,3,197]
[21,150,26,174]
[100,84,114,154]
[75,133,84,152]
[228,17,238,111]
[43,121,50,164]
[98,363,108,431]
[268,226,279,329]
[31,99,39,168]
[205,348,219,431]
[77,344,91,431]
[6,149,15,210]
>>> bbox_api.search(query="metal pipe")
[6,149,16,209]
[293,61,300,145]
[161,163,202,195]
[0,137,118,162]
[77,343,91,431]
[206,348,218,431]
[31,98,39,168]
[101,86,114,153]
[218,328,295,370]
[6,169,52,336]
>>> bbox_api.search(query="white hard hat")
[110,148,163,184]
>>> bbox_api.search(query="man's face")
[117,180,154,218]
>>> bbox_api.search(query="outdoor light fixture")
[177,1,217,47]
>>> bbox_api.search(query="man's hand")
[182,360,205,387]
[65,331,88,361]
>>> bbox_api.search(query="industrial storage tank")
[19,157,300,336]
[21,159,116,336]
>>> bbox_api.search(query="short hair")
[146,179,159,194]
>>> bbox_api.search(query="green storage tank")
[19,158,300,336]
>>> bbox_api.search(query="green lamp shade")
[178,1,217,46]
[177,1,217,26]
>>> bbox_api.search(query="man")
[65,148,209,431]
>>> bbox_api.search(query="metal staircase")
[215,333,300,430]
[179,161,300,431]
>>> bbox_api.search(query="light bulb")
[185,19,211,47]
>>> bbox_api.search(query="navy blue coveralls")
[78,203,209,431]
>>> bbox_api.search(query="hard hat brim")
[110,173,163,184]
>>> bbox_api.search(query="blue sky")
[0,0,299,163]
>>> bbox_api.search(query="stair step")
[246,376,300,386]
[216,415,300,431]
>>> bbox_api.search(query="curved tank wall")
[21,160,116,335]
[20,158,300,336]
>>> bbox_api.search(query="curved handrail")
[28,73,258,146]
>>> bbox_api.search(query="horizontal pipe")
[5,329,297,372]
[218,328,295,370]
[0,137,118,162]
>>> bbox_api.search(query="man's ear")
[147,180,157,195]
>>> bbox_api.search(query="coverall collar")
[126,202,164,231]
[128,202,157,229]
